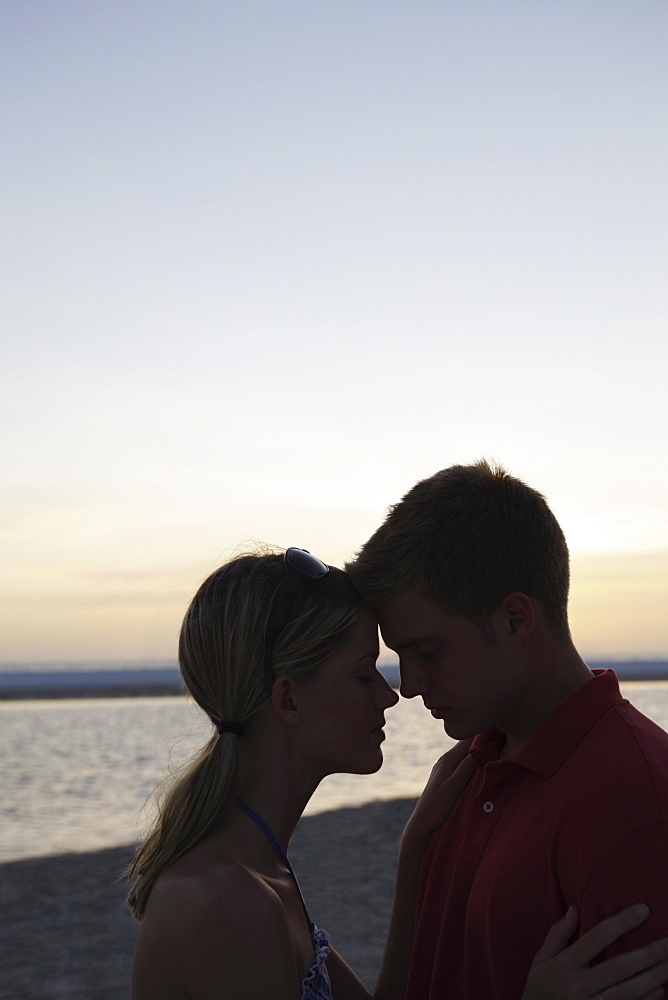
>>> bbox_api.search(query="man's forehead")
[378,590,449,642]
[379,587,442,617]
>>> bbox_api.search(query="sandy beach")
[0,797,415,1000]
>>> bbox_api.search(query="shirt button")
[483,801,495,813]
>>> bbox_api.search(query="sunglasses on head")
[263,547,330,691]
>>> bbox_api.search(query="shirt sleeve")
[578,822,668,959]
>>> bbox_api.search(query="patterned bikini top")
[236,799,333,1000]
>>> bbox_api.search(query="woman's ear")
[270,675,300,725]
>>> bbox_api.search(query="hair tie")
[212,718,244,737]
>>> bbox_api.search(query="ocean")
[1,667,667,865]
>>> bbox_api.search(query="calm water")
[1,682,667,863]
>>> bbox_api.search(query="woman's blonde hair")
[126,551,363,919]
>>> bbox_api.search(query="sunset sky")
[2,1,666,662]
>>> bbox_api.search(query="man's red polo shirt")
[404,670,668,1000]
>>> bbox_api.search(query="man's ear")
[498,592,535,642]
[270,674,301,725]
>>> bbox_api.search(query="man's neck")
[499,645,593,758]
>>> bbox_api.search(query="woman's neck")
[235,723,324,852]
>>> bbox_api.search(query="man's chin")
[428,706,481,741]
[441,718,478,741]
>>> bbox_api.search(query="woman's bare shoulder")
[145,854,282,931]
[134,859,301,1000]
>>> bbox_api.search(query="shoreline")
[0,798,415,1000]
[2,660,668,700]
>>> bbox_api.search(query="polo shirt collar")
[470,669,624,777]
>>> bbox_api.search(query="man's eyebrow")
[394,635,439,652]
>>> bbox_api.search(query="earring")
[289,717,295,725]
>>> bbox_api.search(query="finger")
[531,905,579,963]
[437,738,474,769]
[561,904,650,967]
[442,753,477,797]
[597,957,668,1000]
[430,740,474,780]
[586,938,668,996]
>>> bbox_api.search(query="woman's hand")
[402,739,476,850]
[375,740,476,1000]
[521,904,668,1000]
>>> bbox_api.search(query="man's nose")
[399,659,427,700]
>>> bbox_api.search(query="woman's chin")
[348,749,385,775]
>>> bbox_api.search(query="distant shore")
[1,660,668,699]
[0,798,414,1000]
[0,667,186,700]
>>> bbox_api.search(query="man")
[346,460,668,1000]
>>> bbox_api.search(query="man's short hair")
[346,459,571,638]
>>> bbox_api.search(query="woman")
[128,549,668,1000]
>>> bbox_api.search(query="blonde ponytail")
[126,551,362,920]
